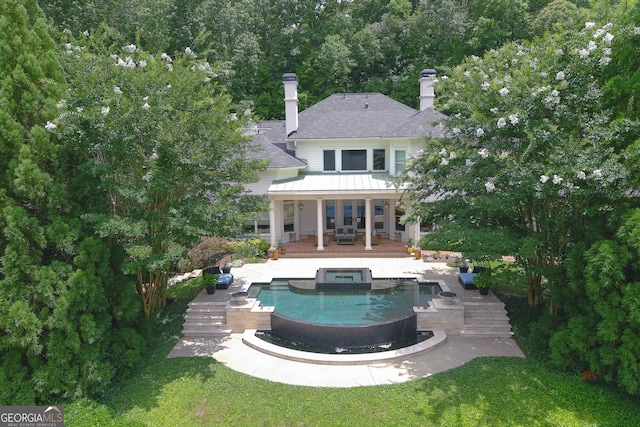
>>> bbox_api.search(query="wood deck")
[278,235,410,258]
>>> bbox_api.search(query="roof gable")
[294,93,412,139]
[247,120,306,168]
[293,93,446,139]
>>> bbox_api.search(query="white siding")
[295,138,415,173]
[245,169,300,195]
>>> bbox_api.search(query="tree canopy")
[54,32,266,315]
[401,5,640,394]
[0,0,143,404]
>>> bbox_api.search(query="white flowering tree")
[402,21,639,307]
[54,33,266,316]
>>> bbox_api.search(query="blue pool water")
[249,279,441,326]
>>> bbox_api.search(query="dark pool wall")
[270,312,418,348]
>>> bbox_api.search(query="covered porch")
[267,172,421,251]
[274,234,410,257]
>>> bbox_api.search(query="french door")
[324,200,369,231]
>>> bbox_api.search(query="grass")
[62,280,640,426]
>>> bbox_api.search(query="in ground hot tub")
[315,267,372,290]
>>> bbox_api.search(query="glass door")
[342,200,353,226]
[355,199,366,230]
[325,200,336,230]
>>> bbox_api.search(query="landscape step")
[182,327,232,337]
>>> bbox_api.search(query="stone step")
[189,300,229,307]
[464,308,508,315]
[183,320,227,328]
[187,306,227,314]
[464,314,510,323]
[182,326,233,337]
[457,300,514,338]
[182,296,231,337]
[185,311,227,321]
[464,319,511,326]
[459,327,513,338]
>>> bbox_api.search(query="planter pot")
[414,249,421,260]
[231,291,249,305]
[206,286,216,295]
[459,265,469,273]
[272,249,279,260]
[438,291,457,305]
[479,287,490,295]
[222,263,231,274]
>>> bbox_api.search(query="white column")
[414,215,421,247]
[269,199,276,249]
[316,199,324,250]
[389,200,397,240]
[293,200,300,242]
[364,198,372,250]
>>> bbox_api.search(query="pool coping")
[242,328,447,365]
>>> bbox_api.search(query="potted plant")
[474,267,492,295]
[406,239,414,254]
[202,269,218,294]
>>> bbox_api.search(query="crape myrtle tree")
[55,31,266,316]
[0,0,143,404]
[400,20,639,308]
[544,3,640,396]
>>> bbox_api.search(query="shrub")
[180,236,232,271]
[227,239,269,258]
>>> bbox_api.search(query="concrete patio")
[167,257,526,387]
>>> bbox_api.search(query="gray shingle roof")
[386,108,448,138]
[251,92,448,169]
[246,120,306,169]
[293,93,428,139]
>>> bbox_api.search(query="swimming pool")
[247,277,441,351]
[249,279,441,326]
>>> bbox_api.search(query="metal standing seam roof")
[268,172,403,196]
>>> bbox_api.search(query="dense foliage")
[54,32,265,316]
[62,281,640,426]
[0,0,143,404]
[1,0,639,405]
[404,3,640,394]
[38,0,569,118]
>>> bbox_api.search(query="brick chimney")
[283,73,298,136]
[419,69,436,111]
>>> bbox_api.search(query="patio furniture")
[363,229,379,245]
[314,231,329,246]
[202,266,234,289]
[217,273,234,289]
[457,265,490,290]
[458,273,477,290]
[335,226,356,245]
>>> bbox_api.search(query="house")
[244,69,447,250]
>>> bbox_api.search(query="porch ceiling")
[268,172,402,198]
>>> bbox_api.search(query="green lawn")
[63,279,640,427]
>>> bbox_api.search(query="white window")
[395,150,406,174]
